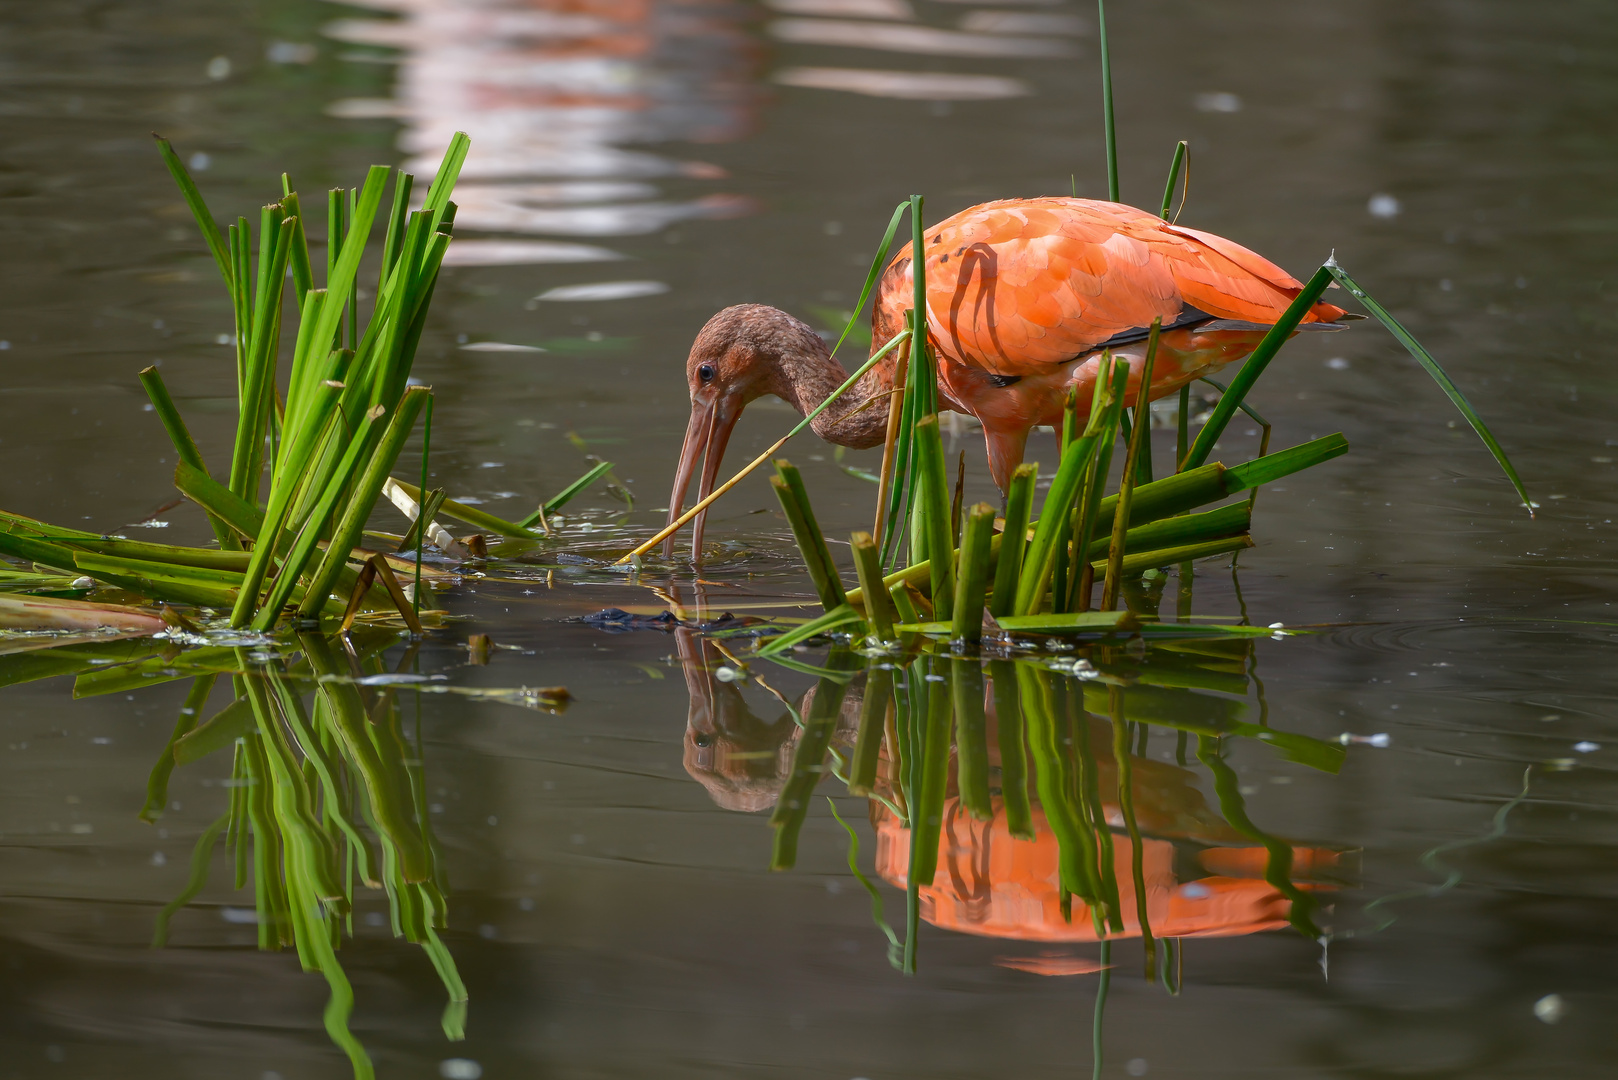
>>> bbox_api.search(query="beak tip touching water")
[665,395,740,563]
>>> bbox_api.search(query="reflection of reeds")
[141,639,469,1078]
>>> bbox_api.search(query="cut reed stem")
[850,531,895,640]
[772,460,846,613]
[950,502,995,643]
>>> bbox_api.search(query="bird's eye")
[697,363,715,383]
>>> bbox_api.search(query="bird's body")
[668,197,1348,554]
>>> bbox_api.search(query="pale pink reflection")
[324,0,762,264]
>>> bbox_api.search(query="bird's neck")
[769,341,893,450]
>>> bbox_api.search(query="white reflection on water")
[768,18,1076,57]
[322,0,761,264]
[766,0,915,17]
[774,66,1029,100]
[765,0,1078,99]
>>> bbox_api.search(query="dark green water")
[2,0,1617,1076]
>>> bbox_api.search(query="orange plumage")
[868,197,1345,484]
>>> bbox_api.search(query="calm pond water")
[3,0,1618,1076]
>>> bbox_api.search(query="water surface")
[1,0,1616,1076]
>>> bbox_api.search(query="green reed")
[0,134,622,632]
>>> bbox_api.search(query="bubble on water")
[1325,357,1350,370]
[1338,732,1390,747]
[715,666,744,683]
[189,152,212,171]
[206,56,232,80]
[1127,1060,1150,1077]
[1573,741,1599,753]
[1368,193,1402,219]
[150,851,167,867]
[1534,993,1567,1024]
[440,1060,483,1080]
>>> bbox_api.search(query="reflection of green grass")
[135,633,468,1079]
[766,612,1350,979]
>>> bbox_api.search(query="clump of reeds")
[0,135,614,633]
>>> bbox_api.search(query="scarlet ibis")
[668,197,1348,556]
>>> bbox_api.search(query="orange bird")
[668,197,1347,554]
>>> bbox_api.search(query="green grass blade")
[69,538,251,572]
[757,604,864,656]
[303,167,389,386]
[1086,536,1252,576]
[380,170,414,295]
[1014,434,1098,615]
[988,462,1036,617]
[175,461,266,539]
[1160,140,1187,220]
[850,531,895,641]
[1221,432,1348,491]
[951,503,995,642]
[420,133,470,234]
[1325,260,1531,513]
[774,460,847,613]
[1098,0,1118,202]
[280,189,315,307]
[913,415,955,620]
[230,214,295,504]
[153,135,232,291]
[139,366,235,549]
[831,199,909,361]
[1183,265,1333,470]
[1082,502,1250,562]
[520,460,612,526]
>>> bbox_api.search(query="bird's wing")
[871,197,1344,377]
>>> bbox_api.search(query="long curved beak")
[664,392,741,561]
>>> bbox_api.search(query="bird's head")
[666,304,827,559]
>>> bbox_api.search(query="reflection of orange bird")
[873,798,1337,946]
[668,198,1347,552]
